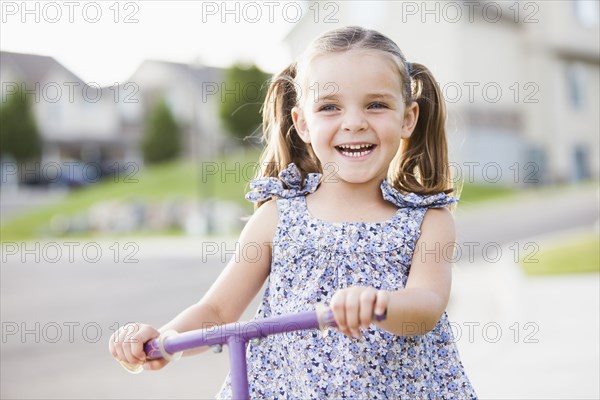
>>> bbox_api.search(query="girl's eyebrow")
[364,92,398,100]
[314,91,400,102]
[315,93,339,102]
[315,93,398,102]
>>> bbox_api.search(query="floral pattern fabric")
[217,163,476,399]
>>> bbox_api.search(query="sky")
[0,1,304,86]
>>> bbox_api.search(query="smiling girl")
[110,26,477,399]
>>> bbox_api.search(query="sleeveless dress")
[217,163,477,399]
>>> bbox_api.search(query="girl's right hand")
[108,323,169,371]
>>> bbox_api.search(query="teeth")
[341,150,369,157]
[337,144,373,150]
[339,148,373,157]
[335,144,375,158]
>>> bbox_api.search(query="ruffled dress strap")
[245,163,321,203]
[380,179,458,208]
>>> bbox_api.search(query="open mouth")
[335,144,376,158]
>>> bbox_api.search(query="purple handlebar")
[144,310,320,359]
[140,306,385,399]
[144,307,386,360]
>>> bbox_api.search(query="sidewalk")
[448,243,599,399]
[453,184,598,247]
[0,186,67,223]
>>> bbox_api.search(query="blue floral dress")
[217,163,477,399]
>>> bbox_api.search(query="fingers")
[359,290,377,328]
[109,323,161,369]
[129,325,160,364]
[108,332,119,359]
[344,290,361,338]
[119,323,144,365]
[143,358,169,371]
[331,287,386,339]
[330,290,349,336]
[374,289,389,317]
[110,327,127,363]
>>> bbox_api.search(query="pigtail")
[255,63,320,208]
[392,63,454,196]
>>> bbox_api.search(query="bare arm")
[109,200,278,368]
[375,207,454,335]
[161,200,278,333]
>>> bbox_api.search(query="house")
[125,59,230,160]
[0,51,233,185]
[0,51,132,168]
[283,1,599,185]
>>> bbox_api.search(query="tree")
[0,85,42,163]
[142,99,182,164]
[219,64,270,142]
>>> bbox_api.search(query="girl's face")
[292,49,418,185]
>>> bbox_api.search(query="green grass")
[520,233,600,275]
[455,183,517,205]
[1,152,259,241]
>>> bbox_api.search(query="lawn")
[520,233,600,275]
[1,152,259,241]
[1,156,522,241]
[454,182,517,205]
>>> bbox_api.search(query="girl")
[110,26,477,399]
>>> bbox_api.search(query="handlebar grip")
[316,305,387,329]
[119,330,180,374]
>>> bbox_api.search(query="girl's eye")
[368,102,387,109]
[319,104,337,112]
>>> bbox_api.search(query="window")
[565,62,586,109]
[573,145,590,181]
[573,0,599,28]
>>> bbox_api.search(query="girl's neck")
[317,179,382,205]
[306,178,398,223]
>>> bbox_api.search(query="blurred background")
[1,1,598,398]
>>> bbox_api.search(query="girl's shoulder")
[240,198,279,248]
[245,163,320,203]
[380,180,458,209]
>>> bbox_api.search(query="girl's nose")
[341,111,368,132]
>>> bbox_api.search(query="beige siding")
[283,0,599,184]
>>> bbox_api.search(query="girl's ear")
[401,101,419,139]
[291,106,311,143]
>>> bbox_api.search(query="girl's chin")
[330,171,384,185]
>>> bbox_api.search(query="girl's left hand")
[330,287,390,338]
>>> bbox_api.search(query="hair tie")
[406,62,413,76]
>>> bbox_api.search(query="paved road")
[1,248,241,399]
[454,185,598,247]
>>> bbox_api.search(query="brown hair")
[255,26,454,207]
